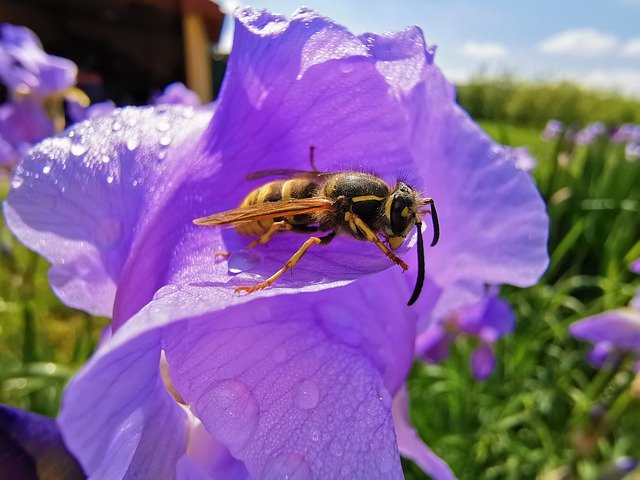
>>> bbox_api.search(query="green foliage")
[457,77,640,128]
[407,122,640,479]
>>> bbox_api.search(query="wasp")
[193,148,439,306]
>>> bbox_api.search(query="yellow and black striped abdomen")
[235,178,318,236]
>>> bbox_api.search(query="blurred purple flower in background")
[570,259,640,371]
[415,287,515,380]
[152,81,202,107]
[542,119,564,141]
[3,7,549,479]
[575,121,605,146]
[0,23,78,170]
[0,405,84,479]
[611,123,640,144]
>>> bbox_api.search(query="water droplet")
[208,379,259,453]
[126,137,140,151]
[262,454,311,480]
[158,150,167,160]
[310,429,320,442]
[156,121,170,132]
[228,249,262,274]
[70,142,88,156]
[132,179,139,187]
[272,347,287,364]
[294,379,319,410]
[11,176,24,188]
[159,135,172,147]
[339,62,355,74]
[106,174,115,184]
[112,121,122,131]
[42,164,52,174]
[378,387,392,409]
[101,155,110,164]
[97,218,122,247]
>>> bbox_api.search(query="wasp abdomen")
[236,178,318,236]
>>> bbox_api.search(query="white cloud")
[621,38,640,57]
[538,28,617,56]
[560,69,640,97]
[460,42,508,61]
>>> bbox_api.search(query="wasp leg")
[235,231,336,294]
[345,212,409,271]
[308,145,318,172]
[246,221,293,249]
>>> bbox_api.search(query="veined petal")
[4,106,213,317]
[58,330,188,479]
[59,269,415,478]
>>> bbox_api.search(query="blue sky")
[216,0,640,97]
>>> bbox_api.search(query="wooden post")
[182,8,213,103]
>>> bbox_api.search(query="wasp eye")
[390,197,412,236]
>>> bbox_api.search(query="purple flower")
[4,7,549,478]
[0,405,84,479]
[570,259,640,370]
[153,81,202,107]
[626,142,640,161]
[415,287,515,380]
[67,99,117,124]
[0,23,77,96]
[0,99,54,169]
[541,119,564,141]
[575,121,605,146]
[611,123,640,144]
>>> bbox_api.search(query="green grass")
[1,119,639,479]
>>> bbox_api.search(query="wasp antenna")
[407,222,425,306]
[429,200,440,247]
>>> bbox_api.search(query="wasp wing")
[193,197,336,227]
[246,169,331,181]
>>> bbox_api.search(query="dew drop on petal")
[42,164,52,174]
[101,155,110,164]
[126,137,140,151]
[70,142,88,156]
[207,379,259,453]
[262,454,311,480]
[11,176,23,189]
[310,429,320,442]
[377,387,392,409]
[159,135,172,147]
[294,379,319,410]
[106,174,115,184]
[112,121,122,131]
[228,249,262,274]
[156,120,171,132]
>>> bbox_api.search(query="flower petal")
[59,269,415,478]
[407,65,549,288]
[58,329,188,479]
[470,344,496,380]
[391,386,456,480]
[0,405,84,480]
[4,106,213,317]
[570,309,640,351]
